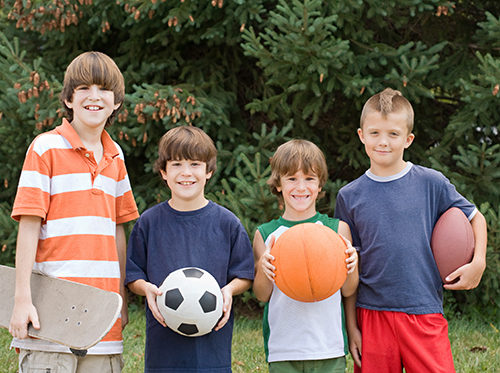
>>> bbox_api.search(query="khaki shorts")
[269,357,346,373]
[18,349,124,373]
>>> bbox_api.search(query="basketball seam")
[301,225,315,302]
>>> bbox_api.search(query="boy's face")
[277,169,321,221]
[160,159,213,211]
[358,110,415,176]
[65,84,120,132]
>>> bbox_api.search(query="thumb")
[31,312,40,330]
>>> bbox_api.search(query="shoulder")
[207,202,242,223]
[410,164,448,184]
[338,173,368,197]
[112,140,125,160]
[29,129,72,157]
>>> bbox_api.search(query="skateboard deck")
[0,265,122,353]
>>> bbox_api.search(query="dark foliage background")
[0,0,499,322]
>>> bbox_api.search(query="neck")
[168,197,209,212]
[281,209,317,222]
[369,160,407,177]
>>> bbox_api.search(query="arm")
[343,292,362,368]
[127,279,166,327]
[214,277,252,331]
[444,211,487,290]
[252,230,275,303]
[116,224,129,330]
[9,215,42,339]
[339,221,359,298]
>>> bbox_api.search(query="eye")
[75,85,89,90]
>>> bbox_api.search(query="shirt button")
[85,153,90,158]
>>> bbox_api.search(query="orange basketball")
[271,223,348,302]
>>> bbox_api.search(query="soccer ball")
[157,267,223,337]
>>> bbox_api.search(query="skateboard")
[0,265,122,356]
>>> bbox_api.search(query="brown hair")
[360,88,414,133]
[59,51,125,127]
[154,126,217,180]
[267,139,328,203]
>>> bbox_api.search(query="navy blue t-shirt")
[126,201,254,373]
[335,163,476,315]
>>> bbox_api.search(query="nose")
[378,135,389,146]
[297,179,306,190]
[180,164,192,175]
[88,85,101,100]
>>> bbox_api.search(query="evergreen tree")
[0,0,499,319]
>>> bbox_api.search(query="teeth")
[294,196,309,200]
[180,182,194,185]
[86,106,101,111]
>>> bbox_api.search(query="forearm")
[15,216,42,302]
[341,267,359,298]
[470,211,487,268]
[252,270,273,302]
[116,225,128,299]
[127,279,151,297]
[343,292,358,331]
[223,278,252,296]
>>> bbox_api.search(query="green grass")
[1,310,499,372]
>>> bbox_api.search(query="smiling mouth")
[85,106,103,111]
[293,195,310,200]
[179,181,195,185]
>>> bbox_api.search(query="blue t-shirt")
[334,163,476,315]
[126,200,254,373]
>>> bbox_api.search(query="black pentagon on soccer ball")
[178,323,199,336]
[165,288,184,311]
[182,267,204,279]
[199,291,217,313]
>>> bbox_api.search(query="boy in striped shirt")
[9,51,139,372]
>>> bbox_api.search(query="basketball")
[431,207,475,283]
[271,223,348,302]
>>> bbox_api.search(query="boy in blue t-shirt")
[126,126,254,373]
[335,88,487,372]
[254,139,359,373]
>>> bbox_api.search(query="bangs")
[165,138,215,164]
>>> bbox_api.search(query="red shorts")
[354,308,455,373]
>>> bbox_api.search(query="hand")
[214,286,233,331]
[444,259,486,290]
[340,234,358,274]
[144,283,166,327]
[9,299,40,339]
[258,235,276,282]
[348,325,362,368]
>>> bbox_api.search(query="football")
[157,267,223,337]
[431,207,475,283]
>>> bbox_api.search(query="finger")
[215,310,230,331]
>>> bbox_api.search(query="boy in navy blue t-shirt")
[126,126,254,373]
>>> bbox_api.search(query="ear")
[276,185,282,193]
[64,99,73,109]
[405,133,415,149]
[159,169,168,181]
[206,171,213,180]
[113,102,122,111]
[357,128,365,144]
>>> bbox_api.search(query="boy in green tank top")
[253,139,359,373]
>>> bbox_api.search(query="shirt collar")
[56,118,119,158]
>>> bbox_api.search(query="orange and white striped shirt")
[11,118,139,354]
